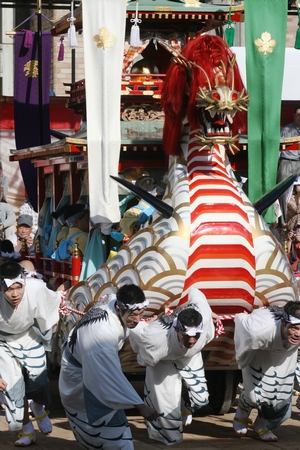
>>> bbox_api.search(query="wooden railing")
[23,239,82,286]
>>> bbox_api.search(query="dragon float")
[59,35,298,412]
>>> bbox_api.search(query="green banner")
[245,0,287,224]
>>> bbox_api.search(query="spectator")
[285,177,300,231]
[286,225,300,273]
[0,161,9,202]
[19,197,38,235]
[269,199,282,242]
[6,214,35,255]
[277,106,300,221]
[0,201,16,239]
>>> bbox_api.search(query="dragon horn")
[110,176,174,219]
[253,174,298,215]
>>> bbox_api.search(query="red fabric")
[290,240,300,272]
[0,103,81,131]
[161,35,247,156]
[0,104,14,129]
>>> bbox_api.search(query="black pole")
[72,48,76,83]
[37,0,44,145]
[71,2,76,83]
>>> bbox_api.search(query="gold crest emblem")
[254,32,276,55]
[93,27,116,50]
[23,60,38,78]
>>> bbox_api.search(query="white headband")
[173,317,204,336]
[286,314,300,325]
[23,270,43,279]
[116,299,149,311]
[3,274,25,288]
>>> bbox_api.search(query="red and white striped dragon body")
[62,35,298,370]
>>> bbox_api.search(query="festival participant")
[233,301,300,442]
[59,284,159,450]
[285,177,300,231]
[0,239,20,265]
[129,287,215,445]
[0,261,65,447]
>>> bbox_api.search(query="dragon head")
[161,35,248,156]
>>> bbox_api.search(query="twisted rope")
[58,291,86,317]
[58,293,241,332]
[215,314,238,338]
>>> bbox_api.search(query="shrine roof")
[51,1,244,36]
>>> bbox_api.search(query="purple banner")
[14,31,52,211]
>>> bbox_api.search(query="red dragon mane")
[161,35,247,156]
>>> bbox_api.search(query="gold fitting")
[21,238,26,251]
[36,237,40,252]
[72,243,79,258]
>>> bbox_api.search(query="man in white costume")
[59,284,159,450]
[0,261,64,447]
[233,301,300,442]
[129,287,215,445]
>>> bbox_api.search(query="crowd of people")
[0,163,160,291]
[1,110,300,448]
[278,105,300,223]
[273,106,300,275]
[0,266,300,448]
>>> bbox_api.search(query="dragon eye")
[232,93,238,101]
[212,92,221,101]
